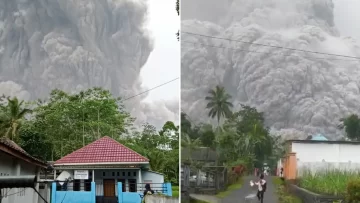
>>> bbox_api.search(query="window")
[117,172,120,176]
[74,180,80,191]
[122,172,125,176]
[103,172,106,176]
[133,172,136,176]
[128,172,131,176]
[85,179,91,191]
[112,172,115,176]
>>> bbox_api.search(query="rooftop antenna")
[82,97,85,146]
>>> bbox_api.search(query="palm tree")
[0,97,32,140]
[205,85,233,126]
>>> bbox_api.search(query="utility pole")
[97,108,100,139]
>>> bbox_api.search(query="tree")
[339,114,360,141]
[0,97,32,140]
[124,121,179,184]
[31,87,133,160]
[221,105,272,169]
[18,123,52,161]
[205,85,233,126]
[198,123,216,148]
[176,0,179,41]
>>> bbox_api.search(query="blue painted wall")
[51,182,96,203]
[117,182,172,203]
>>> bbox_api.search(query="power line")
[123,77,179,101]
[182,41,360,62]
[182,31,360,60]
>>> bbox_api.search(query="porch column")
[138,169,142,191]
[33,168,40,203]
[54,169,57,179]
[288,152,297,180]
[9,160,21,203]
[92,170,95,182]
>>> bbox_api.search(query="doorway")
[117,179,126,192]
[128,179,137,192]
[103,179,115,196]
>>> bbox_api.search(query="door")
[128,179,137,192]
[103,179,115,197]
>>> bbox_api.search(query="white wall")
[142,171,164,191]
[291,142,360,175]
[0,151,39,203]
[93,169,141,196]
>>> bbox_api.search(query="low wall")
[51,182,96,203]
[297,162,360,176]
[145,195,179,203]
[287,183,344,203]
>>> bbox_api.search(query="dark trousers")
[257,190,264,203]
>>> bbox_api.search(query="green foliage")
[205,85,233,125]
[123,122,179,184]
[0,88,178,185]
[346,178,360,202]
[273,177,302,203]
[0,96,32,140]
[339,114,360,141]
[182,85,284,174]
[28,88,132,160]
[172,186,179,198]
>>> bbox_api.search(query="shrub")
[346,178,360,203]
[298,169,359,196]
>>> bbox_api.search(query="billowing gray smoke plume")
[0,0,178,128]
[181,0,360,140]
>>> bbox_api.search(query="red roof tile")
[54,136,149,165]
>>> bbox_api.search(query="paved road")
[221,176,279,203]
[190,194,220,203]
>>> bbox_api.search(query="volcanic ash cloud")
[181,0,360,139]
[0,0,178,127]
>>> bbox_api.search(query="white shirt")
[255,179,266,191]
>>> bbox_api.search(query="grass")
[215,178,243,198]
[298,169,360,196]
[273,177,302,203]
[189,198,210,203]
[172,186,179,197]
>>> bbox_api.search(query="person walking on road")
[251,174,267,203]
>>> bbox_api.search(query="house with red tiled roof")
[51,136,171,203]
[0,137,48,203]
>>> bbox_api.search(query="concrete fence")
[297,162,360,176]
[144,195,179,203]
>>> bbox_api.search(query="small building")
[278,139,360,180]
[0,137,48,203]
[305,134,328,141]
[52,136,168,203]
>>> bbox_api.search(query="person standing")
[142,184,154,203]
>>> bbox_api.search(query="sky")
[333,0,360,43]
[140,0,180,102]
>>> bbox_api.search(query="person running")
[255,174,267,203]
